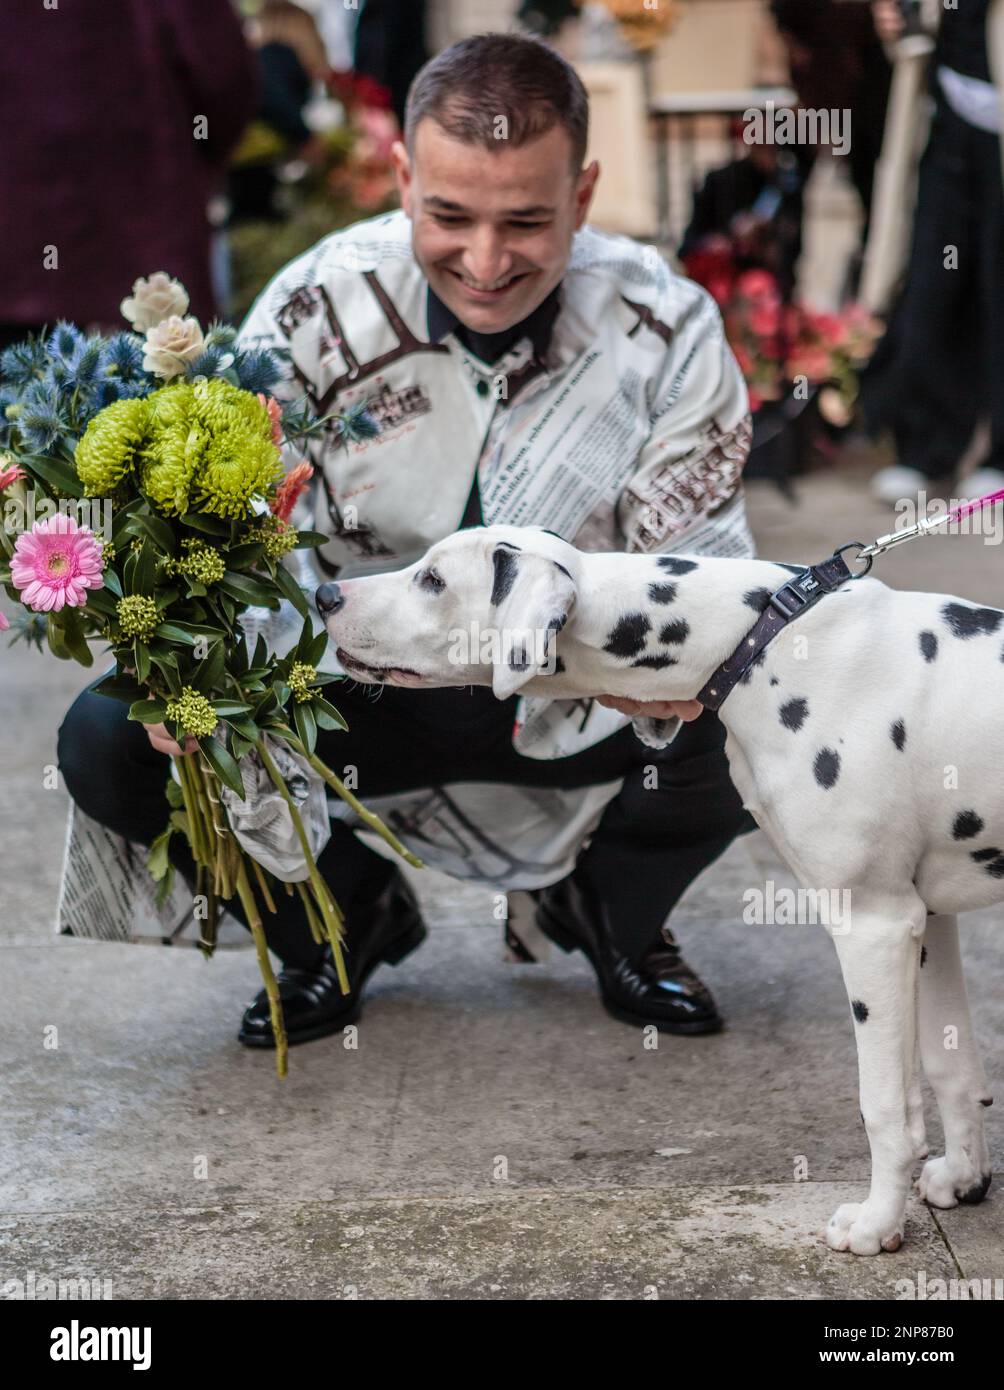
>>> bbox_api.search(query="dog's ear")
[489,542,576,699]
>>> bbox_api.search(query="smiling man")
[59,32,756,1050]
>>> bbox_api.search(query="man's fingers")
[596,695,704,721]
[146,722,197,757]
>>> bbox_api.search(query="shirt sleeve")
[617,280,752,556]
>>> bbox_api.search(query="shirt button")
[475,379,490,397]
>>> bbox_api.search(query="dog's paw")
[826,1202,904,1255]
[916,1155,992,1209]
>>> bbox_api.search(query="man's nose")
[462,229,511,284]
[315,583,344,617]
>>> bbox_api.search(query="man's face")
[392,119,599,334]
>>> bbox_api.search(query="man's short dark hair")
[404,32,589,171]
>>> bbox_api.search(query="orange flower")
[270,462,314,524]
[257,393,284,447]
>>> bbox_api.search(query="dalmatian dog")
[316,523,998,1256]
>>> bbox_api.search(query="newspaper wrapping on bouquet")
[218,733,331,882]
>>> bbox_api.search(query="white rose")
[142,316,205,379]
[120,272,190,331]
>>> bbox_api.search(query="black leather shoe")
[238,872,426,1048]
[536,875,723,1034]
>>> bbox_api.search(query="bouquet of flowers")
[0,273,419,1077]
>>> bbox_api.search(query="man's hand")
[596,696,704,722]
[872,1,905,44]
[145,723,199,757]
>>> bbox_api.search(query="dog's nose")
[315,583,345,617]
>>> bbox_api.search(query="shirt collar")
[426,283,562,365]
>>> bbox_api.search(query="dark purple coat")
[0,0,258,327]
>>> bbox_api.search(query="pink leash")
[856,487,1004,562]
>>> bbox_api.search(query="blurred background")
[3,0,1002,526]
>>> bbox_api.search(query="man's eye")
[419,568,446,593]
[432,214,466,227]
[509,220,547,230]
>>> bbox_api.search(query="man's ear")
[391,140,413,215]
[489,543,576,700]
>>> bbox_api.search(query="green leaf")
[133,639,151,684]
[46,615,72,661]
[102,568,123,598]
[211,700,252,717]
[273,563,308,618]
[82,588,117,618]
[308,628,330,667]
[133,539,156,597]
[314,697,348,731]
[129,699,170,724]
[192,638,225,694]
[225,542,266,571]
[198,736,246,800]
[153,659,183,698]
[294,530,330,549]
[219,572,280,609]
[23,452,86,497]
[111,497,146,545]
[222,714,260,743]
[132,511,177,556]
[147,827,174,882]
[165,777,185,810]
[293,700,317,754]
[91,670,142,702]
[154,623,198,645]
[61,611,94,668]
[180,512,229,537]
[229,733,254,761]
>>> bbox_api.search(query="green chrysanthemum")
[165,686,218,738]
[75,396,150,496]
[177,538,226,585]
[139,380,280,520]
[288,661,317,703]
[116,594,159,641]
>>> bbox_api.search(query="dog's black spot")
[744,587,773,614]
[648,581,677,605]
[952,810,984,840]
[659,618,690,645]
[970,847,1000,862]
[919,630,938,663]
[769,676,779,687]
[942,602,1003,639]
[980,1097,994,1107]
[920,945,927,968]
[891,719,906,751]
[554,655,566,674]
[779,697,808,731]
[548,613,566,632]
[985,857,1004,879]
[491,547,519,606]
[657,556,698,576]
[603,612,651,658]
[852,999,869,1023]
[814,747,841,789]
[958,1173,992,1205]
[631,654,678,670]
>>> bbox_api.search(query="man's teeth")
[460,274,516,291]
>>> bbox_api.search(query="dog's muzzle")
[315,583,344,618]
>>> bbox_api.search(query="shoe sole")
[537,901,724,1036]
[238,917,427,1049]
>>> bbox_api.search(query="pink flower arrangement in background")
[10,514,104,612]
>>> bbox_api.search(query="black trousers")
[57,680,753,972]
[861,98,1004,479]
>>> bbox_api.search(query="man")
[59,33,755,1049]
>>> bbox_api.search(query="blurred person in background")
[0,0,257,345]
[353,0,429,128]
[864,0,1004,503]
[229,0,332,222]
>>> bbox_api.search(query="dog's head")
[316,526,578,699]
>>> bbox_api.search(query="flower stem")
[282,730,423,868]
[235,859,287,1079]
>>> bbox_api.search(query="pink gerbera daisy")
[0,611,9,632]
[11,513,104,612]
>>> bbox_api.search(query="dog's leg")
[907,1016,929,1162]
[915,913,993,1209]
[825,904,923,1255]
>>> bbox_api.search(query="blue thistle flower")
[47,320,86,365]
[340,402,380,442]
[104,332,146,381]
[66,336,106,389]
[186,345,225,379]
[233,347,283,394]
[204,322,238,349]
[0,337,48,390]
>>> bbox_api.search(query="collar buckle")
[769,569,820,619]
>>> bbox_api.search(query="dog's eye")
[418,568,446,594]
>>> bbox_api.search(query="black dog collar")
[696,545,871,712]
